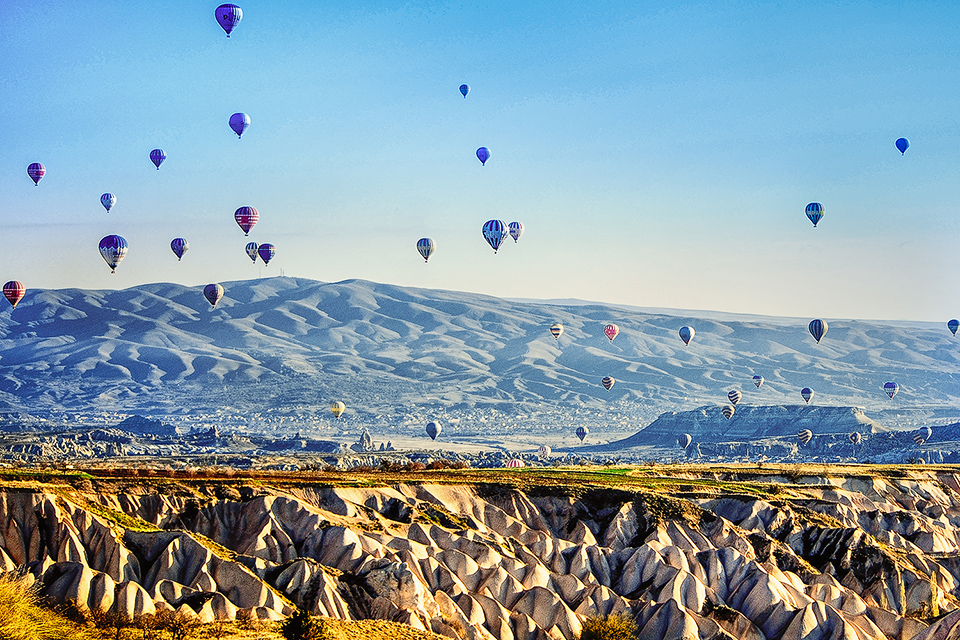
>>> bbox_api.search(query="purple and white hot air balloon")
[245,242,259,263]
[204,283,224,307]
[257,243,276,266]
[150,149,166,170]
[100,193,116,213]
[215,4,242,37]
[27,163,45,186]
[508,221,524,243]
[99,235,128,273]
[482,220,508,253]
[229,112,250,138]
[883,381,900,399]
[170,238,189,261]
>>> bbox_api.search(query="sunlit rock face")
[4,470,960,638]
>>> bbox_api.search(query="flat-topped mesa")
[595,405,882,449]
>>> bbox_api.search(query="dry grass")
[0,572,92,640]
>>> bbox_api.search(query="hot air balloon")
[549,323,564,340]
[170,238,189,261]
[330,402,346,419]
[229,112,250,138]
[798,429,813,445]
[482,220,508,253]
[921,426,932,440]
[2,282,25,309]
[538,445,552,457]
[679,326,695,346]
[801,387,814,403]
[257,243,276,266]
[678,433,692,448]
[753,375,764,389]
[235,206,259,235]
[27,163,45,186]
[150,149,166,169]
[100,193,116,213]
[203,283,224,307]
[459,84,470,98]
[949,319,959,336]
[849,432,862,445]
[601,376,615,391]
[603,324,620,343]
[727,390,742,406]
[808,319,828,344]
[508,222,524,243]
[245,242,259,263]
[426,421,441,440]
[805,202,824,227]
[576,426,589,442]
[506,458,524,468]
[721,405,735,420]
[895,137,909,155]
[476,147,490,165]
[417,238,435,262]
[883,381,899,399]
[98,235,128,273]
[215,3,242,37]
[914,434,925,446]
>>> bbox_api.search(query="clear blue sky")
[2,1,959,321]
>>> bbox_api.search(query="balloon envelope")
[476,147,490,165]
[330,402,346,418]
[798,429,813,445]
[575,426,589,442]
[417,238,435,262]
[721,405,735,420]
[921,426,932,440]
[229,112,250,138]
[679,326,694,345]
[849,432,862,445]
[149,149,166,169]
[753,375,764,389]
[678,433,692,448]
[203,283,224,307]
[538,445,551,457]
[801,387,814,403]
[27,163,45,185]
[426,421,441,440]
[459,83,469,98]
[896,137,909,155]
[215,3,242,36]
[808,319,828,344]
[100,193,116,212]
[245,242,259,263]
[170,238,189,261]
[482,220,508,253]
[601,376,615,391]
[949,319,959,336]
[2,281,25,309]
[506,458,524,468]
[727,390,742,406]
[235,206,259,235]
[805,202,824,227]
[883,381,899,399]
[98,235,128,273]
[508,222,524,243]
[257,243,276,266]
[914,434,925,446]
[603,324,620,342]
[549,323,564,340]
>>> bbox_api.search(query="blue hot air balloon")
[678,433,692,448]
[150,149,166,170]
[258,243,276,266]
[753,375,764,389]
[426,421,441,440]
[100,193,116,213]
[883,381,899,399]
[679,326,695,345]
[805,202,824,227]
[895,138,909,155]
[229,112,250,138]
[417,238,435,263]
[482,220,508,253]
[204,283,225,307]
[476,147,490,166]
[948,319,959,336]
[801,387,814,403]
[245,242,259,263]
[575,426,589,442]
[170,238,189,261]
[215,4,242,37]
[808,319,828,344]
[99,235,128,273]
[459,84,470,98]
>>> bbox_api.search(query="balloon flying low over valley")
[2,2,960,323]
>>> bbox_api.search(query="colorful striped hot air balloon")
[235,206,259,236]
[508,222,524,243]
[100,193,116,213]
[538,445,552,457]
[330,402,346,419]
[27,163,45,186]
[914,433,925,446]
[808,319,828,344]
[798,429,813,445]
[805,202,824,227]
[482,220,508,253]
[506,458,524,468]
[203,283,224,307]
[883,382,899,399]
[99,235,128,273]
[603,324,620,342]
[601,376,615,391]
[149,149,166,169]
[721,405,735,420]
[549,323,564,340]
[727,390,742,406]
[2,281,25,309]
[245,242,259,263]
[417,238,435,262]
[257,243,276,266]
